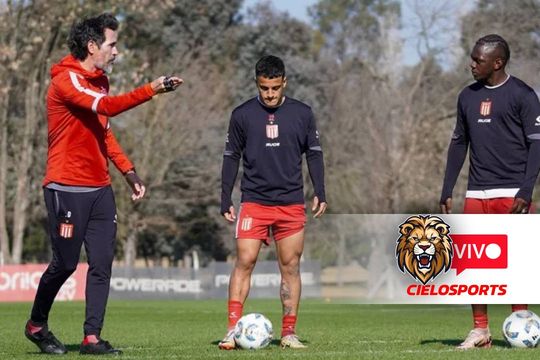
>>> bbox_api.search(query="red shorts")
[463,197,533,214]
[235,202,306,243]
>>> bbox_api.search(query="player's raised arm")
[51,18,183,118]
[54,73,183,118]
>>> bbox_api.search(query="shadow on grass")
[209,338,310,347]
[66,343,82,352]
[25,343,81,355]
[420,339,508,348]
[270,339,311,346]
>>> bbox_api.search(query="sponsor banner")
[321,214,540,304]
[109,261,321,300]
[210,261,321,299]
[110,267,206,300]
[394,214,522,303]
[0,261,321,302]
[0,263,88,302]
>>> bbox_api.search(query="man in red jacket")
[24,13,182,355]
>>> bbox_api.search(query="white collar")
[484,74,510,89]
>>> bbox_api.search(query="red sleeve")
[105,127,134,174]
[54,71,155,117]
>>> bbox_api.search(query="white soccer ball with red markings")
[234,313,273,350]
[503,310,540,348]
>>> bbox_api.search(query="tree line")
[1,0,539,267]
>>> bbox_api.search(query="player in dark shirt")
[219,55,327,349]
[440,34,540,349]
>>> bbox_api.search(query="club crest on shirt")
[266,124,279,139]
[479,100,491,116]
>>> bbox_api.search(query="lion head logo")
[396,215,453,284]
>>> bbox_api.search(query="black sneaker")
[24,321,67,355]
[80,339,122,355]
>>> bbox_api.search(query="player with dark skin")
[440,34,540,349]
[440,43,528,215]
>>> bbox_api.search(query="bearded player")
[24,13,182,355]
[218,55,327,349]
[440,34,540,349]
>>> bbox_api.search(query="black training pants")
[30,186,117,336]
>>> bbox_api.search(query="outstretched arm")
[54,73,183,117]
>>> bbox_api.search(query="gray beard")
[103,64,114,74]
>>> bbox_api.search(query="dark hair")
[475,34,510,65]
[255,55,285,79]
[68,13,119,60]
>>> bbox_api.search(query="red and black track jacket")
[44,55,155,186]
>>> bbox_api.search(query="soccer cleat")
[456,328,492,350]
[80,339,122,355]
[280,334,307,349]
[218,329,236,350]
[24,321,67,355]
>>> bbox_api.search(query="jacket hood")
[50,54,105,80]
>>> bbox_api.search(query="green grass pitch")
[1,300,539,359]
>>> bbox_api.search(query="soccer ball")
[234,313,273,349]
[502,310,540,348]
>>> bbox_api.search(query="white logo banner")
[318,214,540,304]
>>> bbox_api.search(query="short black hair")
[475,34,510,65]
[68,13,119,60]
[255,55,285,79]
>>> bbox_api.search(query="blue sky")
[242,0,317,24]
[241,0,474,68]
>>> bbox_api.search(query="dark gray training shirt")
[441,75,540,202]
[221,96,325,214]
